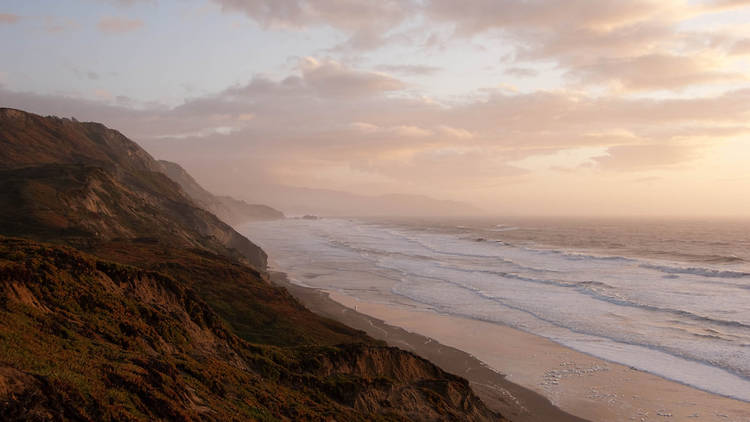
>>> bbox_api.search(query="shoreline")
[270,271,750,421]
[270,271,586,422]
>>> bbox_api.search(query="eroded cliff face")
[0,238,503,421]
[0,109,267,270]
[298,344,499,422]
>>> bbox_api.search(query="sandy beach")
[272,271,584,422]
[272,271,750,422]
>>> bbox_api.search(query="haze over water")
[243,217,750,402]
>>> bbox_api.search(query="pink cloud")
[594,143,699,170]
[2,57,749,197]
[298,58,405,97]
[731,39,750,55]
[0,13,20,24]
[568,53,745,91]
[208,0,750,91]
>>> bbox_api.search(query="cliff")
[0,109,505,421]
[0,108,266,270]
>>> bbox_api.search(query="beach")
[271,271,584,422]
[243,217,750,422]
[273,271,750,421]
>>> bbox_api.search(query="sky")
[1,0,750,216]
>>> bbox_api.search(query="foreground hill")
[0,109,504,421]
[0,237,499,421]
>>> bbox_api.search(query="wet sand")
[271,271,750,422]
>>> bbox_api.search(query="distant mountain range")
[0,108,502,421]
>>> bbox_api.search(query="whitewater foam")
[241,217,750,402]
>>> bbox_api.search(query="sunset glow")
[2,0,750,216]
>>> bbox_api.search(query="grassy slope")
[0,237,501,421]
[92,240,375,347]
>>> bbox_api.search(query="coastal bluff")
[0,108,504,421]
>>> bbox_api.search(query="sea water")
[241,217,750,402]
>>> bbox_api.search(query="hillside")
[0,108,266,269]
[0,109,505,421]
[0,237,499,421]
[156,160,284,226]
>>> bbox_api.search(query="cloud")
[425,0,676,36]
[297,57,405,97]
[423,0,749,91]
[3,0,748,214]
[568,53,745,91]
[376,64,442,75]
[437,125,474,139]
[97,17,144,33]
[0,13,20,24]
[43,17,79,33]
[705,0,750,12]
[71,67,101,81]
[212,0,418,50]
[730,39,750,55]
[207,0,749,90]
[96,0,155,6]
[350,123,435,137]
[216,57,406,100]
[6,80,750,149]
[2,60,750,195]
[212,0,415,30]
[349,146,526,190]
[504,67,538,78]
[594,143,699,170]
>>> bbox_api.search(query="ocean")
[240,217,750,402]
